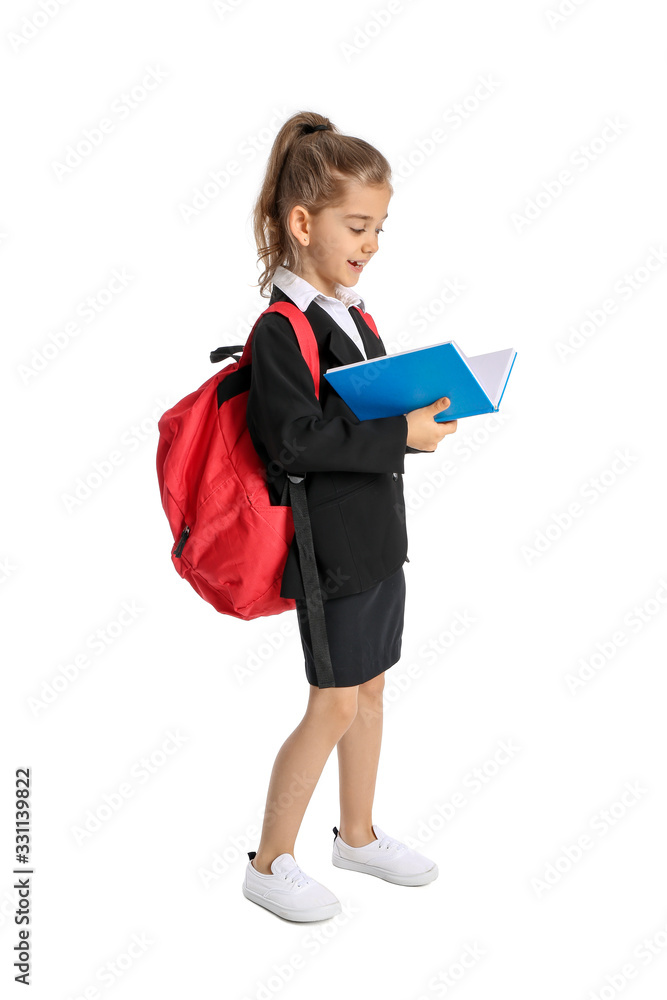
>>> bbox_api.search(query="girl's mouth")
[347,260,365,273]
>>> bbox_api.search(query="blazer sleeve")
[247,311,409,475]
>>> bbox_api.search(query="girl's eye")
[351,228,385,234]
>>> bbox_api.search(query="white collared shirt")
[272,264,368,359]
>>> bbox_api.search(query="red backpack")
[155,300,380,688]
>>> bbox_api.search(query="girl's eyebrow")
[343,212,389,221]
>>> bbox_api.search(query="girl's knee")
[307,686,359,731]
[358,671,386,700]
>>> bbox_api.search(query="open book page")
[466,349,516,406]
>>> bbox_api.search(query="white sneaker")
[242,850,342,922]
[331,824,438,886]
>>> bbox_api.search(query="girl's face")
[289,181,390,299]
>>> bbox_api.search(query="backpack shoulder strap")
[240,301,322,398]
[351,305,380,339]
[253,302,334,687]
[230,300,333,685]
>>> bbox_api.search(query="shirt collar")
[273,264,366,313]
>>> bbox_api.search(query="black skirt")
[295,565,406,688]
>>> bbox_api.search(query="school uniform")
[246,265,420,687]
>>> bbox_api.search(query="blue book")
[323,340,517,422]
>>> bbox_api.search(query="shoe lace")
[376,832,408,853]
[282,863,311,888]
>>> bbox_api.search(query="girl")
[242,111,457,922]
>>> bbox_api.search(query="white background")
[2,0,666,997]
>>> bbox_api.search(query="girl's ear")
[288,204,309,245]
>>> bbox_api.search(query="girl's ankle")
[251,857,273,875]
[252,851,294,875]
[338,827,376,847]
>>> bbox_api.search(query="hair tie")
[302,123,329,135]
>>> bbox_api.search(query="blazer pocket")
[310,477,376,510]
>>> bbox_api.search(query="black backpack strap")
[239,304,333,687]
[210,345,245,364]
[287,474,334,688]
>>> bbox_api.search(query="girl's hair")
[251,110,393,298]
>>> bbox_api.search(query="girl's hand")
[405,397,457,451]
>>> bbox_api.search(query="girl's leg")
[252,685,359,874]
[336,671,385,847]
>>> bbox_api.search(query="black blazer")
[246,283,418,600]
